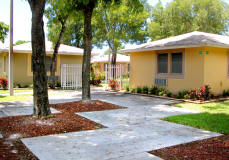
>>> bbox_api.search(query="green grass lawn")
[0,89,71,95]
[0,94,32,102]
[0,90,73,102]
[0,89,32,94]
[163,101,229,134]
[173,101,229,114]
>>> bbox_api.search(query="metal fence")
[105,64,129,90]
[61,64,82,89]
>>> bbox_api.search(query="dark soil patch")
[0,100,121,160]
[149,135,229,160]
[51,100,124,114]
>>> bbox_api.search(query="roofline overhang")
[0,49,84,55]
[91,61,130,63]
[119,43,229,53]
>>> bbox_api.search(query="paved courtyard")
[0,89,221,159]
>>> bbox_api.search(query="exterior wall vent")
[155,78,167,86]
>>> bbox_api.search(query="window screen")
[158,53,168,73]
[171,52,182,73]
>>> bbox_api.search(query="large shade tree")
[28,0,51,117]
[61,13,84,48]
[45,0,72,89]
[0,22,9,43]
[93,0,150,65]
[47,9,84,48]
[69,0,120,103]
[148,0,229,40]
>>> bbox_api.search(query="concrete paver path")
[0,89,221,159]
[20,90,221,160]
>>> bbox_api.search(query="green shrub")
[203,85,211,100]
[28,84,33,88]
[158,87,166,92]
[125,84,130,91]
[150,86,159,95]
[223,90,229,97]
[0,77,8,90]
[90,72,96,84]
[23,84,29,88]
[142,86,149,94]
[189,85,211,100]
[177,90,189,99]
[137,87,142,93]
[158,91,166,96]
[157,88,167,95]
[48,82,51,88]
[98,73,105,80]
[190,89,198,99]
[167,92,172,97]
[184,94,190,99]
[56,81,61,87]
[131,87,136,93]
[14,83,22,88]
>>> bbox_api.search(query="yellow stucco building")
[91,54,130,74]
[0,41,83,86]
[120,31,229,95]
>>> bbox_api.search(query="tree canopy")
[93,0,150,64]
[14,40,30,46]
[47,12,84,48]
[0,22,9,43]
[46,0,74,89]
[67,0,125,102]
[46,0,72,45]
[148,0,229,40]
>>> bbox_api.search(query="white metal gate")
[61,64,82,89]
[105,64,129,90]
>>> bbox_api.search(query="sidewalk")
[18,90,220,160]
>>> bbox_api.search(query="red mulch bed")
[0,113,104,139]
[0,138,38,160]
[0,100,122,160]
[51,100,124,114]
[149,135,229,160]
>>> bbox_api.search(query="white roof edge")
[119,31,229,53]
[92,60,129,63]
[119,43,229,53]
[91,53,130,63]
[0,41,86,55]
[0,49,84,55]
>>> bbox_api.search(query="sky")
[0,0,173,53]
[0,0,228,53]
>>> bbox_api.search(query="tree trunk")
[82,3,95,104]
[50,18,68,89]
[111,47,117,65]
[111,47,117,78]
[28,0,51,117]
